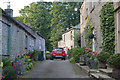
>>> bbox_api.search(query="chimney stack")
[5,9,13,17]
[4,1,13,17]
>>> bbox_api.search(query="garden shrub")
[97,51,110,63]
[69,57,75,64]
[46,54,51,60]
[74,30,81,48]
[26,62,33,70]
[29,49,42,61]
[67,48,73,59]
[2,57,11,67]
[107,53,120,68]
[2,66,17,80]
[71,48,81,63]
[71,47,85,63]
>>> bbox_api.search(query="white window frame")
[39,39,41,49]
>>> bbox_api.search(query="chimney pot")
[5,9,13,17]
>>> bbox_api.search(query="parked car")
[51,47,66,60]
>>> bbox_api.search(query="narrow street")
[23,60,89,78]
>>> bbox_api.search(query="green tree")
[15,2,81,51]
[15,2,53,51]
[49,2,81,48]
[74,30,81,48]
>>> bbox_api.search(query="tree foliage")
[49,2,81,48]
[15,2,81,51]
[15,2,53,51]
[74,30,81,48]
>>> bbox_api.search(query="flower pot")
[85,57,90,65]
[89,59,96,69]
[98,62,107,69]
[112,68,120,79]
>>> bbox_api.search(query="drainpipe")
[8,25,11,55]
[93,29,95,52]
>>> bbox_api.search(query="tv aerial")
[3,0,11,9]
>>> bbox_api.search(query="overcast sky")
[0,0,54,17]
[1,0,119,17]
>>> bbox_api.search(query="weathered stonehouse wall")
[80,1,105,53]
[0,8,46,59]
[58,24,80,53]
[35,33,46,59]
[114,2,120,54]
[0,13,2,56]
[80,1,120,54]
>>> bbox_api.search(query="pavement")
[23,60,90,78]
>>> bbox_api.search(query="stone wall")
[58,29,77,53]
[1,17,36,59]
[41,38,46,59]
[58,40,64,48]
[2,17,9,55]
[0,12,2,56]
[114,2,120,54]
[80,1,105,53]
[1,15,46,60]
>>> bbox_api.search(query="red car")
[51,47,66,60]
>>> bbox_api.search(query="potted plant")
[97,51,110,69]
[89,52,98,69]
[107,53,120,79]
[84,48,91,66]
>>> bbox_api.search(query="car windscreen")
[54,48,64,51]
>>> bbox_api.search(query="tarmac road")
[23,60,89,78]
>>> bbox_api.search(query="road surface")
[23,60,89,78]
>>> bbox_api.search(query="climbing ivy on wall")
[85,17,93,49]
[100,2,115,54]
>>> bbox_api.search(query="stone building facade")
[80,1,106,53]
[58,24,80,53]
[0,8,46,59]
[114,2,120,54]
[80,1,120,54]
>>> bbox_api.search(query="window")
[25,35,28,49]
[29,39,32,47]
[32,39,34,47]
[34,39,36,48]
[54,48,64,51]
[39,39,41,49]
[16,27,19,32]
[71,31,72,40]
[86,8,88,16]
[64,35,65,42]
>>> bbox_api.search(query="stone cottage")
[58,24,80,53]
[80,0,120,54]
[114,2,120,54]
[80,1,105,53]
[0,8,46,59]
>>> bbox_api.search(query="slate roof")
[0,8,45,39]
[62,24,80,34]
